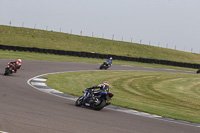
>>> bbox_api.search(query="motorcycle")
[4,63,15,75]
[75,88,114,110]
[99,62,111,70]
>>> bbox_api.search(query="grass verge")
[0,50,196,72]
[43,71,200,123]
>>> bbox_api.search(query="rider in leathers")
[106,57,112,67]
[87,81,109,102]
[9,59,22,73]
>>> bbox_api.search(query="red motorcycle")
[4,63,16,75]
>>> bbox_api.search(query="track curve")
[0,59,199,133]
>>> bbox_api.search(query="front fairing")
[82,90,92,107]
[83,90,91,100]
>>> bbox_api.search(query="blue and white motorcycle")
[75,88,114,110]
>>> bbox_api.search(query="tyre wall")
[0,44,199,69]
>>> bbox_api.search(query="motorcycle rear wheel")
[93,99,106,110]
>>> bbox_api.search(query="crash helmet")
[110,57,112,60]
[17,59,22,63]
[103,81,109,86]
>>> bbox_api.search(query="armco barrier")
[0,44,200,69]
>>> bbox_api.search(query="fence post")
[112,34,114,40]
[9,20,12,26]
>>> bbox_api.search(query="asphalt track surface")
[0,59,199,133]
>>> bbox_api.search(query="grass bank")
[1,25,200,64]
[43,71,200,123]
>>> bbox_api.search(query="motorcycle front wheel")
[75,96,83,106]
[4,68,9,75]
[99,64,104,69]
[197,69,200,73]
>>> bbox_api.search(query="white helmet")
[17,59,22,63]
[110,57,112,60]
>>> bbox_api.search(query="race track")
[0,59,199,133]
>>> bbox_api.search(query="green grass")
[43,71,200,123]
[1,25,200,64]
[0,50,196,72]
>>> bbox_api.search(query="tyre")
[75,96,83,106]
[99,64,104,69]
[4,68,9,75]
[4,72,8,75]
[93,99,106,110]
[197,69,200,73]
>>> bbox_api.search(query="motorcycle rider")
[105,57,112,67]
[8,59,22,73]
[87,81,110,102]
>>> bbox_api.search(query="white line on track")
[142,67,156,69]
[0,131,9,133]
[31,82,47,86]
[121,65,134,67]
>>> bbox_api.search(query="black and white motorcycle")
[99,61,111,69]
